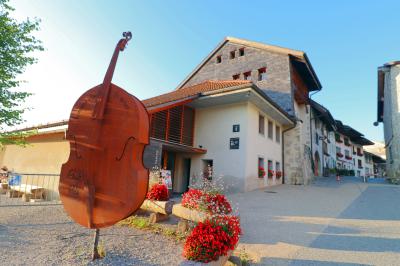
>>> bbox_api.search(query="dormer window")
[239,48,245,56]
[216,55,222,64]
[232,74,240,80]
[230,51,236,59]
[243,71,251,80]
[258,67,267,81]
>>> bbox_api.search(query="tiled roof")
[143,80,251,108]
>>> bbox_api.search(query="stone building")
[176,37,322,185]
[377,61,400,181]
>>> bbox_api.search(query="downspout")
[282,122,297,184]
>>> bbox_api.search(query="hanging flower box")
[276,171,282,179]
[258,167,266,178]
[357,152,364,156]
[336,152,343,158]
[268,169,274,179]
[345,155,352,160]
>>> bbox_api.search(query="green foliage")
[0,0,43,144]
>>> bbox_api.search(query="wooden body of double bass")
[59,32,149,229]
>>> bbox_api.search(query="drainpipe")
[282,122,297,184]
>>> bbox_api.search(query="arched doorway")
[314,151,321,176]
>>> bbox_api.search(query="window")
[268,120,273,139]
[243,71,251,80]
[258,114,265,135]
[230,51,235,59]
[315,133,319,145]
[336,146,341,153]
[275,161,280,172]
[345,150,350,157]
[232,74,240,80]
[216,55,222,64]
[358,159,362,168]
[202,160,213,180]
[268,160,273,171]
[276,125,281,143]
[258,157,265,178]
[239,48,245,56]
[258,67,267,81]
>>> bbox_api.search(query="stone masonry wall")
[385,65,400,179]
[183,42,293,113]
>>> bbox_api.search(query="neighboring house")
[334,120,374,177]
[364,152,374,178]
[176,37,322,185]
[377,61,400,180]
[143,80,295,192]
[309,100,337,176]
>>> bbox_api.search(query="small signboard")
[161,169,172,189]
[233,124,240,132]
[230,137,240,149]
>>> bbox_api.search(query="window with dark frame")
[258,67,267,81]
[232,74,240,80]
[243,71,251,80]
[230,51,235,59]
[259,114,265,135]
[258,157,264,178]
[268,120,273,139]
[239,48,245,56]
[276,125,281,143]
[216,55,222,64]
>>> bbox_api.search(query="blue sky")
[10,0,400,141]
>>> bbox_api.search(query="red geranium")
[204,194,232,214]
[183,215,241,262]
[258,167,266,178]
[181,189,232,215]
[146,183,169,201]
[268,169,274,178]
[276,171,282,179]
[181,188,204,209]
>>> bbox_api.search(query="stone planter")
[180,247,235,266]
[172,203,212,232]
[172,203,211,223]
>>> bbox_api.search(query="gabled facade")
[377,61,400,180]
[334,121,374,177]
[310,100,337,176]
[143,80,295,192]
[176,37,322,185]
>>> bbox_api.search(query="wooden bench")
[8,184,45,202]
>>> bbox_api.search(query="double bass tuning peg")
[123,31,132,41]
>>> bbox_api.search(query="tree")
[0,0,43,145]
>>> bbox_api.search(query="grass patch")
[119,215,189,242]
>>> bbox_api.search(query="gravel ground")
[0,205,183,266]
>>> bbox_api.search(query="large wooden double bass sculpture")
[59,32,149,229]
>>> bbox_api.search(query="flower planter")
[172,203,211,223]
[180,248,234,266]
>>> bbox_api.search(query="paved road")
[231,176,400,266]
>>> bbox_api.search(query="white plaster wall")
[191,103,249,192]
[245,102,283,191]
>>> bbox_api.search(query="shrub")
[146,183,169,201]
[183,215,241,262]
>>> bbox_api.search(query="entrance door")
[314,151,321,176]
[182,158,191,192]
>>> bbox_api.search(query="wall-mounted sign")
[233,124,240,132]
[161,169,172,189]
[230,137,240,149]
